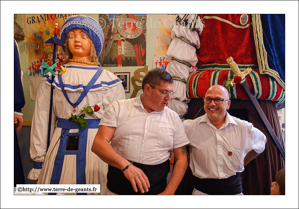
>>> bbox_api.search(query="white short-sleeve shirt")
[100,96,190,165]
[183,113,266,179]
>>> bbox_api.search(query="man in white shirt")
[92,68,190,195]
[183,85,266,195]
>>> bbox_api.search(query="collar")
[62,64,101,70]
[198,113,238,129]
[133,95,143,107]
[134,95,165,115]
[224,113,238,126]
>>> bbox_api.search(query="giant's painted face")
[67,28,91,59]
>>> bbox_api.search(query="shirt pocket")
[228,147,244,172]
[157,126,174,149]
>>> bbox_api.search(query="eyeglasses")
[204,97,230,104]
[149,85,174,97]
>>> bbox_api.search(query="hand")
[14,114,23,132]
[122,165,150,193]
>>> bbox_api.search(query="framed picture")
[114,72,130,93]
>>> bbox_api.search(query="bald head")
[205,85,230,100]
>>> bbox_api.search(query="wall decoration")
[22,14,77,100]
[100,14,147,67]
[153,15,176,70]
[114,72,130,93]
[130,66,148,98]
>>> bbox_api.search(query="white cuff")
[27,168,41,181]
[14,111,23,116]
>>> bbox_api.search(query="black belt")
[107,160,170,195]
[194,173,242,195]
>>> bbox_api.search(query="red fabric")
[189,69,282,101]
[272,82,283,101]
[236,82,246,99]
[235,74,255,100]
[257,69,270,100]
[234,76,242,84]
[218,70,228,86]
[196,70,214,98]
[188,73,197,98]
[197,14,257,65]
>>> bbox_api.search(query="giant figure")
[28,15,125,194]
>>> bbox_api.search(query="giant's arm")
[27,81,56,180]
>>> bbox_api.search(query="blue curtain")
[260,14,285,83]
[14,41,25,186]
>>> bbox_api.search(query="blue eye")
[82,35,87,38]
[69,34,74,38]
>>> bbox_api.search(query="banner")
[101,14,147,67]
[153,15,176,70]
[22,14,76,100]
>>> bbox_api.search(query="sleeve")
[173,114,190,148]
[14,40,25,113]
[99,100,119,128]
[182,119,190,133]
[27,80,57,180]
[251,126,267,154]
[102,81,125,111]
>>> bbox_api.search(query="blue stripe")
[50,130,67,184]
[76,129,88,185]
[58,67,103,108]
[44,66,121,89]
[57,118,101,129]
[53,78,121,90]
[34,161,43,169]
[61,65,101,70]
[49,119,100,195]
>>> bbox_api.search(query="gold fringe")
[201,15,252,29]
[252,14,285,90]
[171,57,192,67]
[172,76,186,83]
[175,36,197,49]
[197,63,257,70]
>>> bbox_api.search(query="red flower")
[94,105,100,112]
[234,76,242,84]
